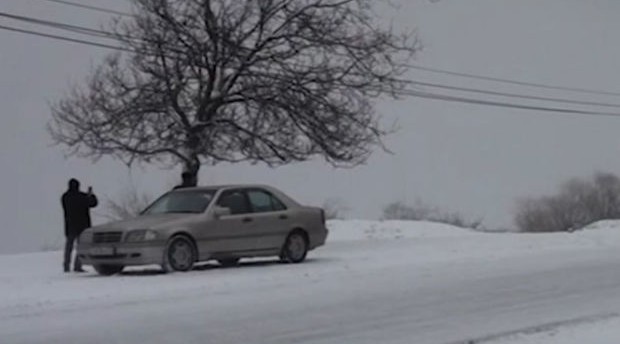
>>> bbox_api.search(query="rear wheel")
[162,236,196,272]
[93,264,124,276]
[280,231,308,264]
[218,258,240,267]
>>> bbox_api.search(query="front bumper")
[77,242,165,266]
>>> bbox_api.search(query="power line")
[3,15,620,119]
[0,11,115,40]
[35,0,620,99]
[404,80,620,109]
[0,24,134,52]
[0,11,185,55]
[40,0,132,17]
[406,63,620,98]
[26,1,620,100]
[393,88,620,119]
[11,8,620,104]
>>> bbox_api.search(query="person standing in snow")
[61,178,98,273]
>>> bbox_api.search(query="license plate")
[90,247,114,255]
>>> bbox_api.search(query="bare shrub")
[382,200,482,229]
[515,172,620,232]
[382,200,434,221]
[592,173,620,219]
[103,185,154,221]
[322,198,350,220]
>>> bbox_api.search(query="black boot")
[74,256,85,272]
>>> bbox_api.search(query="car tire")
[280,230,308,264]
[218,258,240,267]
[162,235,196,272]
[93,264,124,276]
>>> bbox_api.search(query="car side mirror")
[213,206,231,219]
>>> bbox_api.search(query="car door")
[246,188,291,251]
[202,189,257,255]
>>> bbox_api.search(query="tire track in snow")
[447,312,620,344]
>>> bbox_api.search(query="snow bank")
[583,219,620,231]
[490,314,620,344]
[327,219,620,256]
[326,219,476,242]
[327,218,620,244]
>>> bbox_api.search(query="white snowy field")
[2,220,620,343]
[490,315,620,344]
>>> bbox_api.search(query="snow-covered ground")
[489,315,620,344]
[2,220,620,343]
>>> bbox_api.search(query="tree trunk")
[179,139,201,187]
[179,132,201,186]
[182,158,200,187]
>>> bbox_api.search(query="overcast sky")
[2,0,620,254]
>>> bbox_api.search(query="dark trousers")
[64,235,82,272]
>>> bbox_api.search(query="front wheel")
[93,264,124,276]
[280,231,308,264]
[162,236,197,272]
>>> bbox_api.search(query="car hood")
[89,213,200,232]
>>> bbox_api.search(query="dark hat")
[68,178,80,190]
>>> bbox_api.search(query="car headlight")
[125,230,158,242]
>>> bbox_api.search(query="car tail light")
[320,209,326,225]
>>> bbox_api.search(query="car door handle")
[279,214,288,220]
[242,217,253,223]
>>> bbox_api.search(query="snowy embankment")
[2,220,620,344]
[329,219,620,261]
[489,314,620,344]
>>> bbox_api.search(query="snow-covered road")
[3,220,620,344]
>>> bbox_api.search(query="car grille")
[93,232,123,243]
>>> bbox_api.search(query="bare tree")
[49,0,419,183]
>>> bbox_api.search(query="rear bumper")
[77,242,165,266]
[310,226,329,249]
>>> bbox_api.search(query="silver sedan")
[78,185,328,275]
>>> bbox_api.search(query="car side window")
[271,196,287,211]
[216,190,251,215]
[247,190,287,213]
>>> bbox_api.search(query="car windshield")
[142,190,216,215]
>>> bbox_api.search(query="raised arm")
[87,193,98,208]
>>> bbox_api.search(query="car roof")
[171,184,301,207]
[173,184,277,192]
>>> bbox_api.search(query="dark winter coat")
[62,190,98,237]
